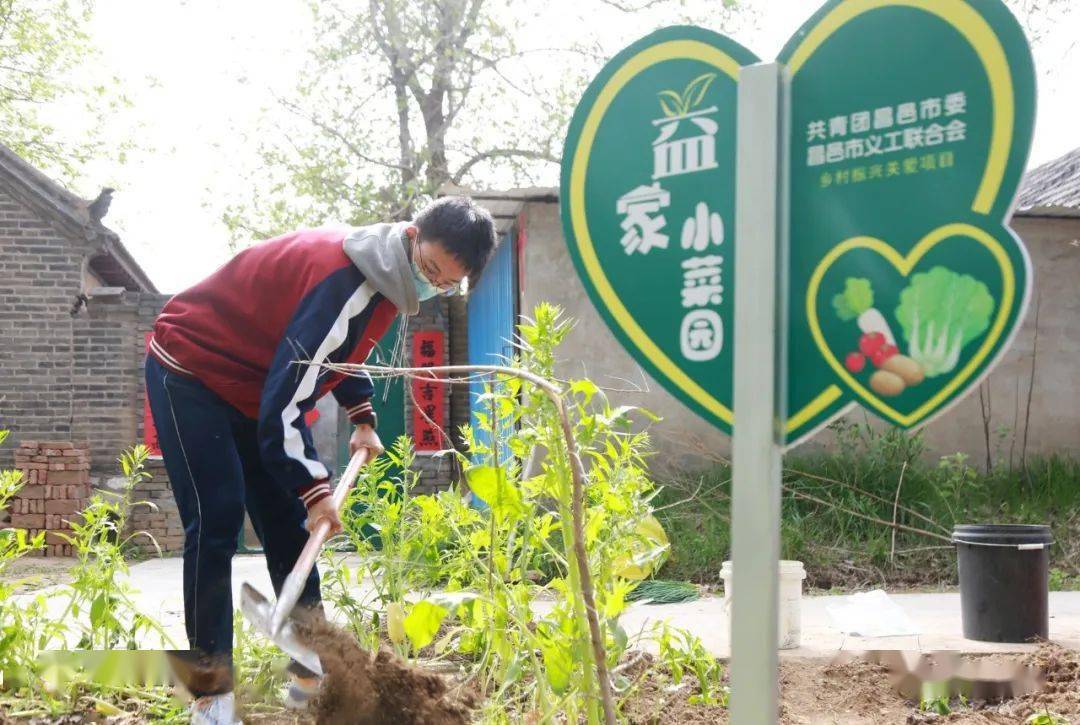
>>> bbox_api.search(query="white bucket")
[720,560,806,649]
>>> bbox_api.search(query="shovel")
[240,448,371,675]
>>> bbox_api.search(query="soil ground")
[5,645,1078,723]
[3,556,73,594]
[298,619,475,725]
[235,644,1080,723]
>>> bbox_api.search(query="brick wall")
[11,441,91,557]
[75,290,184,554]
[0,185,85,461]
[0,178,184,550]
[123,457,184,555]
[71,290,140,469]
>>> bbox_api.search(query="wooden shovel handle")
[270,448,371,633]
[294,447,371,573]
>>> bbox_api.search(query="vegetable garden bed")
[2,305,1077,724]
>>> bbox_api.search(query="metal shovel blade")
[239,582,323,676]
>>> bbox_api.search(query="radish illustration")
[832,277,895,346]
[833,277,925,397]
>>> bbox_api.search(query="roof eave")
[95,231,159,293]
[1014,205,1080,219]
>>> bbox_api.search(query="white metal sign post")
[730,61,787,723]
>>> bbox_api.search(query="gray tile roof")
[438,184,558,234]
[1016,147,1080,217]
[0,143,157,292]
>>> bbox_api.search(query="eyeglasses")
[414,238,464,296]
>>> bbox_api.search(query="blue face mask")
[410,256,441,301]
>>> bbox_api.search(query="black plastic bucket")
[953,524,1053,643]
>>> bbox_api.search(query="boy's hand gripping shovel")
[240,448,371,676]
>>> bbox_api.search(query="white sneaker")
[283,673,322,711]
[189,691,240,725]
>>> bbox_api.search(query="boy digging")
[144,197,496,724]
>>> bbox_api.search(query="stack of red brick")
[10,440,91,557]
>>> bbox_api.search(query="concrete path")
[617,590,1080,659]
[23,554,1080,657]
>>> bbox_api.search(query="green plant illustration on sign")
[560,26,760,436]
[831,268,995,401]
[895,267,995,378]
[657,73,717,117]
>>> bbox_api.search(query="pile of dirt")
[975,643,1080,722]
[298,619,475,725]
[617,651,911,724]
[780,658,911,724]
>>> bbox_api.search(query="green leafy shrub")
[322,304,723,722]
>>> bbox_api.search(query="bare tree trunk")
[978,381,992,474]
[1020,292,1041,486]
[1009,374,1020,472]
[390,79,419,219]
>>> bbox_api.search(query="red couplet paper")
[411,331,445,451]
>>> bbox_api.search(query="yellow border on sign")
[568,40,741,425]
[786,0,1013,214]
[806,223,1014,427]
[786,385,844,433]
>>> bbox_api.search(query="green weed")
[55,446,172,650]
[232,609,290,713]
[0,430,52,696]
[655,419,1080,589]
[0,442,179,719]
[655,623,727,705]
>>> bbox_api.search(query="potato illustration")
[882,354,924,386]
[869,369,906,397]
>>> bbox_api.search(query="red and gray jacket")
[149,222,420,507]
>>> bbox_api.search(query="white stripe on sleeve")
[280,282,375,481]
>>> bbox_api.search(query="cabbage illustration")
[894,266,995,378]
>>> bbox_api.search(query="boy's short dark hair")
[415,196,497,280]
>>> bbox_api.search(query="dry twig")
[890,462,909,565]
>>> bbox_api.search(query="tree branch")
[321,360,618,725]
[275,94,412,174]
[370,0,427,106]
[452,147,560,183]
[598,0,678,11]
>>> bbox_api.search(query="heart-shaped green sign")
[560,26,759,435]
[780,0,1035,445]
[561,0,1034,446]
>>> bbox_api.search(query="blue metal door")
[468,230,517,466]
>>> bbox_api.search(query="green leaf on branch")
[403,600,449,651]
[569,379,599,404]
[89,594,108,629]
[466,466,523,517]
[539,635,573,694]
